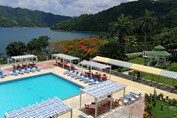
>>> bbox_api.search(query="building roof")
[11,55,37,60]
[154,45,166,50]
[52,53,79,61]
[81,80,126,99]
[92,56,177,80]
[4,97,72,118]
[80,60,110,70]
[148,50,171,57]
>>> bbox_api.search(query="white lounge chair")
[63,69,70,75]
[0,71,5,78]
[124,94,136,102]
[89,78,99,85]
[29,66,35,72]
[71,71,78,78]
[24,67,30,73]
[75,73,82,79]
[129,92,142,99]
[67,70,75,76]
[34,66,40,71]
[12,69,18,76]
[18,68,24,74]
[120,97,130,105]
[83,76,92,83]
[79,74,87,81]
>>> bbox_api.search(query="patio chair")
[24,67,30,73]
[63,69,70,75]
[85,104,94,114]
[114,99,121,106]
[34,66,41,71]
[101,101,110,108]
[18,68,24,74]
[12,69,18,76]
[29,66,35,72]
[71,71,78,78]
[129,92,142,99]
[0,71,5,78]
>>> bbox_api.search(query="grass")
[128,57,145,64]
[128,57,177,87]
[141,73,177,87]
[152,100,177,118]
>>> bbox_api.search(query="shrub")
[145,102,152,116]
[144,111,151,118]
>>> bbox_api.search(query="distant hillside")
[51,0,177,32]
[0,6,71,27]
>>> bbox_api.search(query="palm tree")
[109,14,133,44]
[139,10,157,50]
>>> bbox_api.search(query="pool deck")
[1,60,177,118]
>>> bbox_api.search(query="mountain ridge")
[51,0,177,32]
[0,5,71,27]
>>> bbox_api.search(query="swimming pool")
[0,73,81,117]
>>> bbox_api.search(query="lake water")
[0,27,97,54]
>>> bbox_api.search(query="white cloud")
[0,0,137,16]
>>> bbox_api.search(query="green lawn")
[128,57,177,87]
[152,100,177,118]
[129,57,145,64]
[141,73,177,87]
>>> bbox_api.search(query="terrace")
[0,54,177,118]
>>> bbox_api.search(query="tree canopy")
[6,41,27,56]
[27,36,50,53]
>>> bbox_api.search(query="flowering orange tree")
[49,38,107,59]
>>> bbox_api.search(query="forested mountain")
[51,0,177,32]
[0,6,71,27]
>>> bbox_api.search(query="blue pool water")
[0,73,81,117]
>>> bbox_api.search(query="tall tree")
[109,14,133,44]
[6,41,27,56]
[138,10,157,50]
[28,36,50,53]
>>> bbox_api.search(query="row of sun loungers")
[119,92,141,105]
[11,66,41,76]
[0,66,41,78]
[64,69,102,85]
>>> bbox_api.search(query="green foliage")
[129,57,145,64]
[51,0,177,32]
[153,28,177,50]
[98,40,128,61]
[0,6,71,27]
[27,36,50,53]
[6,41,27,56]
[109,14,133,44]
[144,93,177,118]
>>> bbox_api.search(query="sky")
[0,0,136,16]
